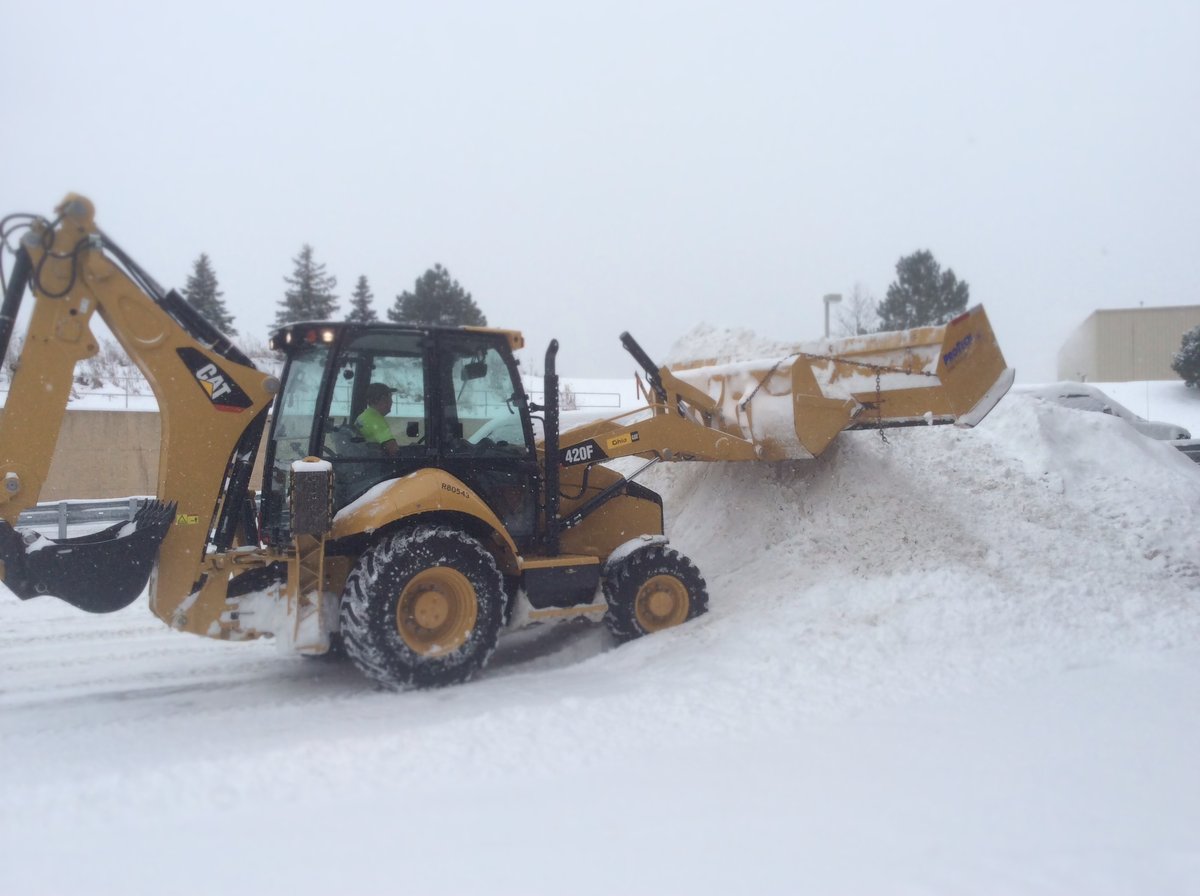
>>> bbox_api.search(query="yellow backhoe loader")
[0,196,1013,688]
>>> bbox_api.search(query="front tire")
[603,546,708,642]
[339,526,505,689]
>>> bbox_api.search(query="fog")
[4,1,1196,379]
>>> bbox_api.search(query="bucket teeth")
[135,499,176,533]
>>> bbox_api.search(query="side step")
[0,500,175,613]
[521,555,601,610]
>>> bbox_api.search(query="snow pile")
[663,321,807,368]
[655,396,1199,706]
[1,389,1199,893]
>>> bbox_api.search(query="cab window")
[321,332,428,459]
[320,331,430,509]
[439,341,532,458]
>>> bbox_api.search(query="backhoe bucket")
[669,305,1013,460]
[0,500,175,613]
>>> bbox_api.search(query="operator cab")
[261,322,539,548]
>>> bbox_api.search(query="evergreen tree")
[876,250,969,331]
[182,253,236,335]
[346,275,378,323]
[275,244,338,327]
[388,264,486,326]
[1172,324,1200,388]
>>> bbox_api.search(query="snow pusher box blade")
[657,305,1013,461]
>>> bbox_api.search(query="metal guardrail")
[17,497,150,539]
[15,494,264,538]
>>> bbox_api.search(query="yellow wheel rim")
[395,567,478,656]
[634,574,690,632]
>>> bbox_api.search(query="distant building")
[1057,305,1200,382]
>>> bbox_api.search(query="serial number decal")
[942,333,976,368]
[440,482,472,500]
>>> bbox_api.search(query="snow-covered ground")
[2,384,1200,894]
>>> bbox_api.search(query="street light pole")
[823,293,842,338]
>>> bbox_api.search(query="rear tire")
[603,546,708,643]
[339,526,505,689]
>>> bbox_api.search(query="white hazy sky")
[4,1,1197,380]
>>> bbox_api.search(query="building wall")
[1057,306,1200,382]
[20,410,268,502]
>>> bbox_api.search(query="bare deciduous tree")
[835,282,880,336]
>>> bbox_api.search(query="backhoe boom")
[0,196,278,623]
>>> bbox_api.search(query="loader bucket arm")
[0,196,278,624]
[555,307,1012,473]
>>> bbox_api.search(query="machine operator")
[355,382,400,456]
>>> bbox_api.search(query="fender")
[331,468,519,560]
[603,534,669,574]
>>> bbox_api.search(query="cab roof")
[268,321,524,353]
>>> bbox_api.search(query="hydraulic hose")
[0,247,31,364]
[620,331,668,403]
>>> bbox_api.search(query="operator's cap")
[365,382,397,403]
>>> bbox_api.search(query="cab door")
[433,333,539,548]
[317,329,432,511]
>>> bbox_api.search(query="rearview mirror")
[461,360,487,381]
